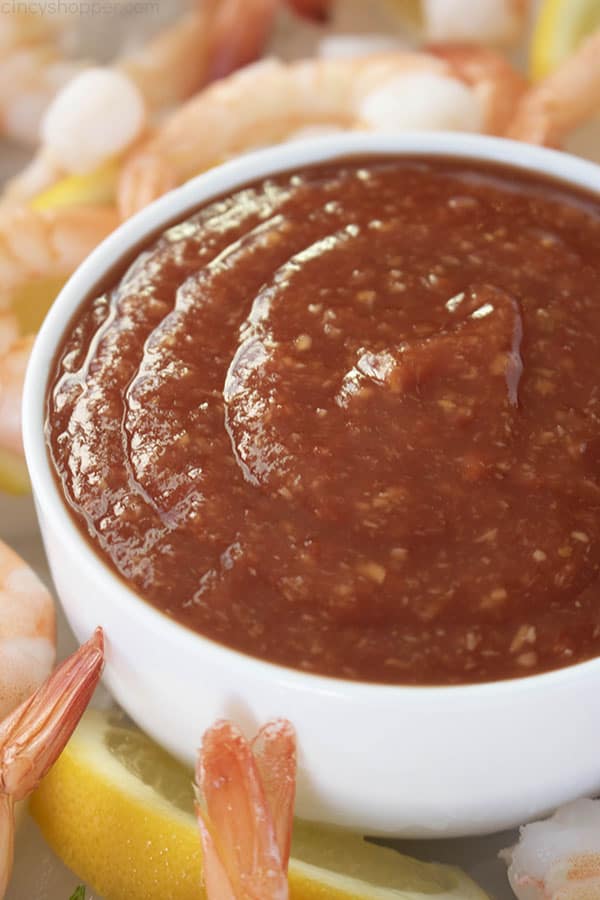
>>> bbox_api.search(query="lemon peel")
[32,709,490,900]
[0,449,30,495]
[531,0,600,80]
[31,161,119,212]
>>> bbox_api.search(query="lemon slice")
[0,276,65,496]
[31,161,119,212]
[11,276,66,335]
[383,0,424,32]
[530,0,600,80]
[0,448,30,495]
[31,709,490,900]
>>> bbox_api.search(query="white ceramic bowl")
[23,133,600,837]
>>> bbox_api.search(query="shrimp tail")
[251,719,297,870]
[195,799,238,900]
[117,149,178,221]
[0,628,104,801]
[195,718,296,900]
[507,28,600,146]
[287,0,332,22]
[203,0,280,84]
[0,628,103,898]
[0,793,15,900]
[427,43,528,134]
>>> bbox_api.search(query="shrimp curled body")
[118,47,526,218]
[503,798,600,900]
[0,540,55,723]
[0,624,104,898]
[0,205,118,460]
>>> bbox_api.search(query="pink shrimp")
[507,28,600,147]
[0,205,119,464]
[195,719,296,900]
[287,0,332,21]
[117,45,527,218]
[0,628,104,898]
[422,0,531,48]
[3,0,282,205]
[503,798,600,900]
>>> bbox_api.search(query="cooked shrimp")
[287,0,332,21]
[0,8,52,50]
[200,0,279,84]
[318,34,409,59]
[428,43,528,135]
[0,44,83,145]
[120,0,283,111]
[40,68,147,178]
[0,627,104,899]
[0,205,118,300]
[0,1,209,146]
[0,205,118,459]
[422,0,530,47]
[0,540,55,723]
[117,47,525,217]
[196,719,296,900]
[0,1,83,142]
[3,0,282,206]
[0,315,18,359]
[0,4,75,51]
[502,798,600,900]
[507,28,600,147]
[0,336,33,460]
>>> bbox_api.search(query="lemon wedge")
[530,0,600,80]
[31,709,490,900]
[11,276,66,335]
[383,0,424,31]
[0,276,64,496]
[31,161,119,212]
[0,448,30,495]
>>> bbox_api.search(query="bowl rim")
[23,130,600,700]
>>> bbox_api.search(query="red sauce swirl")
[48,156,600,684]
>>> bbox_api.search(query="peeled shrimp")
[0,627,104,898]
[3,0,280,203]
[0,4,75,52]
[502,798,600,900]
[0,0,84,143]
[508,28,600,147]
[196,719,296,900]
[288,0,331,21]
[118,47,526,217]
[0,205,118,459]
[0,540,55,723]
[0,43,83,146]
[0,1,210,146]
[0,205,118,301]
[422,0,530,48]
[0,337,33,460]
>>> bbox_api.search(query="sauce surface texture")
[47,155,600,684]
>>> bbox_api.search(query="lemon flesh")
[0,276,65,496]
[11,276,66,335]
[0,163,115,496]
[0,449,30,495]
[31,709,490,900]
[383,0,424,31]
[531,0,600,79]
[31,161,119,212]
